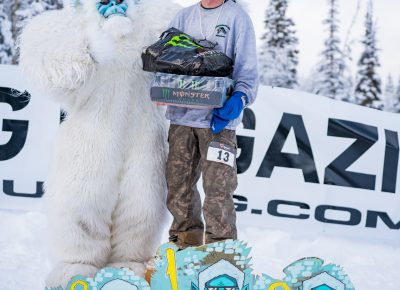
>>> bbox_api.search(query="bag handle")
[159,27,183,40]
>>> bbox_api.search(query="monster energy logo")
[162,88,171,99]
[165,34,201,49]
[192,81,200,90]
[176,80,201,90]
[178,79,185,89]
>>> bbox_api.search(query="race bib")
[206,141,236,167]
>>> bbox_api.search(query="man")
[166,0,259,249]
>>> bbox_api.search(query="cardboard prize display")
[58,240,354,290]
[150,73,233,108]
[142,28,234,109]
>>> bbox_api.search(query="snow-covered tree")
[392,77,400,113]
[384,75,395,112]
[354,0,382,110]
[0,4,14,64]
[11,0,63,63]
[13,0,64,39]
[259,0,299,89]
[15,2,44,29]
[312,0,351,100]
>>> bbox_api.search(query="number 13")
[217,150,230,162]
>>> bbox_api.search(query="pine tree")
[384,75,395,112]
[0,4,14,64]
[12,0,63,36]
[13,0,46,40]
[11,0,64,63]
[312,0,350,100]
[392,77,400,113]
[259,0,299,89]
[354,0,382,110]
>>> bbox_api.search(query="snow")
[0,211,51,290]
[0,210,399,290]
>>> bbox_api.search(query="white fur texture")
[19,0,180,288]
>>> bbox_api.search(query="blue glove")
[214,91,247,120]
[211,114,231,134]
[210,91,248,134]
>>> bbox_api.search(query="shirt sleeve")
[168,10,183,30]
[232,13,259,105]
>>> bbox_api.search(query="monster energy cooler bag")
[142,28,234,77]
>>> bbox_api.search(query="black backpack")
[142,28,234,77]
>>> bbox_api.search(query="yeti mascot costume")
[19,0,179,287]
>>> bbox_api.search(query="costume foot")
[106,262,146,277]
[46,262,98,289]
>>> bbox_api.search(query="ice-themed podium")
[54,240,355,290]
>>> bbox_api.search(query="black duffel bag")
[142,28,234,77]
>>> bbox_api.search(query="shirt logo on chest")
[215,24,230,38]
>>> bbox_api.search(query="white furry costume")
[19,0,179,287]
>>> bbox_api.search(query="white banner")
[0,65,59,211]
[236,87,400,245]
[1,65,399,244]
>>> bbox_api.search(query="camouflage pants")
[166,124,238,248]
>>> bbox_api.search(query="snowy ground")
[0,210,399,290]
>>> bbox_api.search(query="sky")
[172,0,400,87]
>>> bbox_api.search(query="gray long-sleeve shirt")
[165,0,259,130]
